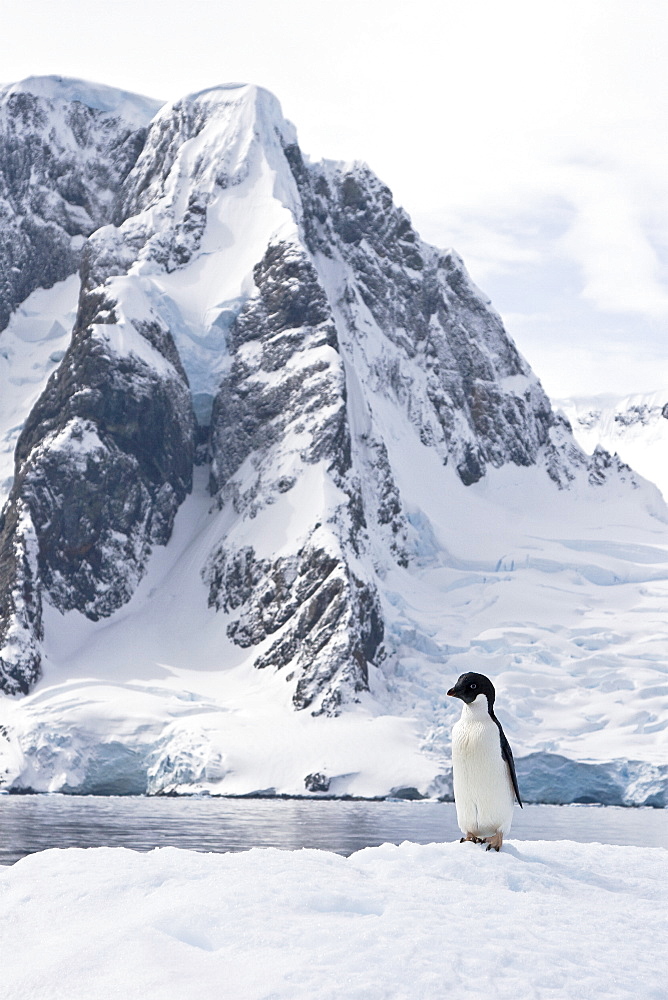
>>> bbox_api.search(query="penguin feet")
[483,832,503,852]
[460,833,484,844]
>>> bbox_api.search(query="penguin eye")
[469,682,477,690]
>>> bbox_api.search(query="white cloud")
[555,163,668,317]
[0,0,667,396]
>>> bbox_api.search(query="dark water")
[0,795,665,866]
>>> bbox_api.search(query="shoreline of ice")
[3,748,666,807]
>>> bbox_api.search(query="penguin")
[447,671,522,852]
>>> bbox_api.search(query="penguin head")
[447,672,495,709]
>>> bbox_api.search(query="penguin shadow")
[497,842,641,897]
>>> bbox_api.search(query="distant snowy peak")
[0,75,163,126]
[557,391,668,498]
[558,390,668,434]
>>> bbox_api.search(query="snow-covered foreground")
[1,842,666,1000]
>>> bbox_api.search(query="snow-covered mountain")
[557,392,668,500]
[1,78,667,804]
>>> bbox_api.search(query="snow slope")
[0,275,80,502]
[558,391,668,499]
[1,79,668,804]
[3,459,667,804]
[1,842,666,1000]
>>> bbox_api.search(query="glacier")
[0,78,667,803]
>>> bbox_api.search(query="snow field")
[0,841,666,1000]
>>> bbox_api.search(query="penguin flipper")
[497,722,523,808]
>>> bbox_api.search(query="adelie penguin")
[447,672,522,852]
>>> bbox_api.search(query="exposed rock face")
[0,500,42,694]
[209,241,344,496]
[205,538,382,713]
[0,237,194,689]
[205,237,381,712]
[0,77,159,333]
[288,154,585,489]
[0,79,643,709]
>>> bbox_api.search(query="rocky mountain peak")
[118,82,298,222]
[0,76,161,334]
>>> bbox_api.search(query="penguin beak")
[447,687,457,697]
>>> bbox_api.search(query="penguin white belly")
[451,706,516,838]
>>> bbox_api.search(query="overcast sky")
[3,0,667,398]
